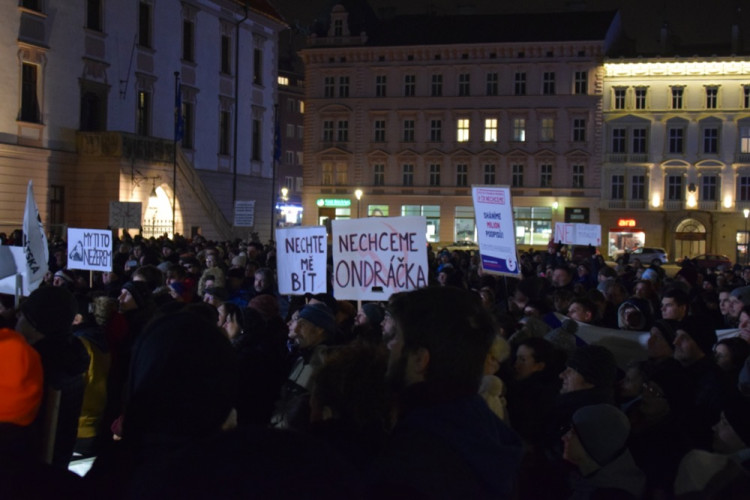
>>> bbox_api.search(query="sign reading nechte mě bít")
[332,216,428,301]
[276,226,328,295]
[67,228,113,272]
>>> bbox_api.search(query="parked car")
[681,254,733,271]
[614,247,668,265]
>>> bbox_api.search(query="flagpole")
[173,71,180,238]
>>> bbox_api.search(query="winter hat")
[0,328,43,426]
[307,293,339,315]
[297,303,336,336]
[641,268,659,284]
[650,319,680,350]
[571,404,630,466]
[566,344,617,388]
[54,269,74,284]
[722,394,750,446]
[730,286,750,307]
[248,294,280,320]
[123,280,152,309]
[677,316,717,356]
[675,267,698,287]
[362,303,385,326]
[617,298,651,330]
[20,286,78,338]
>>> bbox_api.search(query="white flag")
[22,180,48,293]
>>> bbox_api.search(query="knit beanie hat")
[677,317,717,356]
[0,328,43,426]
[123,280,152,309]
[723,394,750,446]
[298,303,336,336]
[571,404,630,466]
[248,294,280,320]
[362,303,385,326]
[641,268,659,284]
[676,267,698,287]
[566,344,617,388]
[651,319,680,350]
[730,286,750,307]
[20,286,78,338]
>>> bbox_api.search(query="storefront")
[607,218,646,258]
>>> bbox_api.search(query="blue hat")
[298,303,336,336]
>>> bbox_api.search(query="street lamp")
[281,186,289,201]
[744,208,749,264]
[354,188,363,218]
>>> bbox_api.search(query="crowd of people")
[1,232,750,499]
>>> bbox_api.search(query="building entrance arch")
[674,218,706,261]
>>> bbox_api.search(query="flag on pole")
[174,74,184,142]
[22,180,49,293]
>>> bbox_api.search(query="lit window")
[457,119,470,142]
[278,76,289,86]
[484,119,497,142]
[512,118,525,142]
[541,118,554,141]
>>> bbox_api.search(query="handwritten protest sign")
[67,228,113,272]
[553,223,601,246]
[332,216,428,301]
[276,226,328,295]
[472,186,520,277]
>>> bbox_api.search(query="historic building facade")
[0,0,284,241]
[601,58,750,261]
[300,7,619,245]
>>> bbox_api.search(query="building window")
[335,163,347,185]
[540,164,552,187]
[402,205,441,243]
[182,101,194,149]
[668,127,684,154]
[374,120,385,142]
[430,119,442,142]
[611,175,624,199]
[484,164,496,184]
[339,76,349,97]
[219,110,231,155]
[220,35,231,74]
[611,128,626,153]
[324,77,334,98]
[456,164,468,187]
[457,119,470,142]
[402,120,415,142]
[541,118,554,141]
[404,75,415,97]
[402,164,414,186]
[86,0,102,31]
[702,175,718,201]
[706,86,718,109]
[574,71,588,95]
[322,120,334,142]
[22,0,42,12]
[671,87,684,109]
[49,185,64,229]
[322,163,333,185]
[513,207,552,245]
[484,119,497,142]
[333,19,343,36]
[79,85,105,131]
[455,206,475,241]
[297,125,304,139]
[739,176,750,201]
[285,151,295,164]
[514,72,526,95]
[572,118,586,142]
[703,127,718,154]
[635,88,647,109]
[431,74,443,96]
[744,86,750,109]
[182,20,194,62]
[252,118,261,160]
[429,164,441,186]
[375,75,387,97]
[631,175,645,200]
[632,128,647,154]
[512,118,526,142]
[486,73,498,96]
[136,90,150,135]
[253,48,263,86]
[740,126,750,153]
[373,164,385,186]
[572,164,584,188]
[542,72,556,95]
[337,120,348,142]
[666,175,683,201]
[511,164,524,187]
[20,63,41,123]
[138,2,151,48]
[286,124,295,138]
[614,88,626,110]
[458,73,470,96]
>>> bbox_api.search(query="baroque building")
[0,0,284,241]
[300,6,620,245]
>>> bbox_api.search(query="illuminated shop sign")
[617,219,637,228]
[316,199,351,208]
